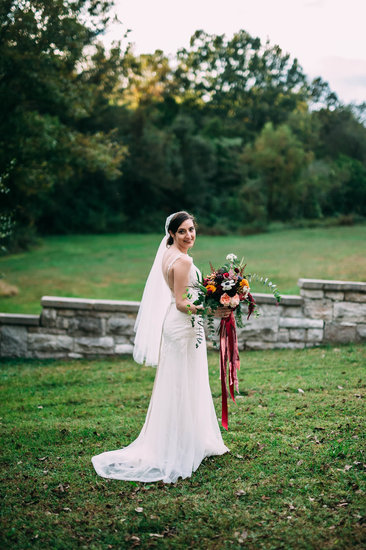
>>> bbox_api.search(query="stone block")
[279,317,323,329]
[74,336,114,354]
[238,317,279,342]
[57,309,77,317]
[1,325,27,357]
[40,308,56,327]
[41,296,93,310]
[356,325,366,339]
[252,293,302,307]
[28,327,67,335]
[115,344,134,355]
[307,329,324,342]
[298,278,324,290]
[41,296,140,313]
[324,291,344,301]
[68,352,83,359]
[333,302,366,323]
[255,304,281,317]
[28,333,73,352]
[289,329,306,341]
[280,306,304,318]
[324,281,366,292]
[324,322,357,343]
[114,335,133,345]
[274,342,305,349]
[244,341,275,350]
[72,317,105,335]
[244,339,305,350]
[0,313,39,326]
[345,292,366,303]
[107,316,136,336]
[277,329,290,342]
[251,293,277,305]
[298,279,366,292]
[55,316,71,330]
[300,289,324,299]
[303,300,333,321]
[93,300,140,313]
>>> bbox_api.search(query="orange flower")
[239,278,249,288]
[206,284,216,293]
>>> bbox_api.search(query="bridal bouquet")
[188,253,280,430]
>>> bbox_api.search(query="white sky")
[102,0,366,104]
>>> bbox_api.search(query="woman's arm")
[173,256,199,314]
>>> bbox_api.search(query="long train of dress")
[91,256,228,483]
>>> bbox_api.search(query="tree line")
[1,0,366,250]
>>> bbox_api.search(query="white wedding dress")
[91,253,228,483]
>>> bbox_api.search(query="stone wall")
[0,278,365,359]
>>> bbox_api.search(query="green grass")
[0,225,365,314]
[0,345,365,549]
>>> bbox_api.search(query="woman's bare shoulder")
[175,254,193,266]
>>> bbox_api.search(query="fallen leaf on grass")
[237,530,248,543]
[261,495,270,501]
[38,456,48,461]
[298,388,305,394]
[149,534,164,539]
[135,507,143,513]
[344,464,353,471]
[235,490,246,497]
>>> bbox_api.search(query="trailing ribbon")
[219,310,240,430]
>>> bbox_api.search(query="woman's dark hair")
[167,211,196,246]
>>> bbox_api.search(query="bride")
[91,211,229,483]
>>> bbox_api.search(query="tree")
[240,122,312,222]
[0,0,126,243]
[175,30,309,137]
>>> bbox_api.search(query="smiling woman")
[91,211,229,483]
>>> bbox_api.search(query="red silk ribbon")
[219,311,240,430]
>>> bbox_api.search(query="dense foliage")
[1,1,366,248]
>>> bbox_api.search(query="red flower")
[223,272,229,278]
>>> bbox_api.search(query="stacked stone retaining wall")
[0,278,365,359]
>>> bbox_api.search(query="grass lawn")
[0,225,365,314]
[0,344,365,549]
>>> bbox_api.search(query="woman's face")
[171,218,196,250]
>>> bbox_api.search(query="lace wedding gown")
[91,253,228,483]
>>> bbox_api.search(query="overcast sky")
[102,0,366,104]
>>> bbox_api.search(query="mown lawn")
[0,225,365,314]
[1,344,365,549]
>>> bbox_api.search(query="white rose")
[226,253,237,262]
